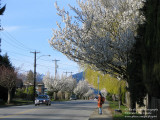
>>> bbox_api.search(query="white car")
[70,95,77,100]
[35,95,51,106]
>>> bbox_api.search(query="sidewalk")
[89,101,113,120]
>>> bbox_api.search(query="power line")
[37,58,79,68]
[58,62,78,68]
[0,29,38,54]
[10,58,33,65]
[6,56,66,70]
[2,50,79,75]
[63,71,73,76]
[4,30,35,51]
[1,32,33,52]
[2,50,78,73]
[10,57,53,69]
[2,49,33,58]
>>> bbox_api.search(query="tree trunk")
[65,92,69,100]
[61,92,65,100]
[54,92,57,100]
[7,90,11,104]
[126,91,131,108]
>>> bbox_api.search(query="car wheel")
[35,104,37,106]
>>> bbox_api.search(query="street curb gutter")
[89,102,113,120]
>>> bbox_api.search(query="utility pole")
[30,51,40,102]
[52,59,60,79]
[63,71,73,77]
[63,71,68,76]
[68,72,73,77]
[70,72,73,76]
[97,76,99,95]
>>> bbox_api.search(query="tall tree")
[127,40,147,108]
[26,70,34,84]
[74,80,89,98]
[85,67,126,103]
[0,53,12,68]
[137,0,160,98]
[0,4,6,15]
[0,66,17,104]
[49,0,145,80]
[0,54,13,102]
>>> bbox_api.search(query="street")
[0,100,97,120]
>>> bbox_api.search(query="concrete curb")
[89,101,113,120]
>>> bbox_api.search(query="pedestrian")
[97,93,103,115]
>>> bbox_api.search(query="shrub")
[15,88,27,99]
[106,92,113,101]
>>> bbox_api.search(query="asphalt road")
[0,100,97,120]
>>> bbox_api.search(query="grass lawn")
[108,101,151,120]
[0,99,33,107]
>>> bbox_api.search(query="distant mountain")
[72,72,85,83]
[72,72,99,95]
[36,74,45,83]
[91,88,99,95]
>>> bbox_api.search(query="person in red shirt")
[97,93,103,115]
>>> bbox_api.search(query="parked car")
[35,95,51,106]
[70,95,77,100]
[94,96,98,101]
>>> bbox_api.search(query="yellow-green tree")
[85,67,126,103]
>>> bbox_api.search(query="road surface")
[0,100,97,120]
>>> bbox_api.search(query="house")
[36,82,45,95]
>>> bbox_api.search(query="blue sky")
[0,0,81,76]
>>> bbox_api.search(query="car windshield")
[70,95,76,98]
[37,95,47,99]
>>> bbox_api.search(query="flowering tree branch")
[49,0,145,79]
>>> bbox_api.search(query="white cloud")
[3,26,21,32]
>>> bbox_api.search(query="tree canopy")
[136,0,160,98]
[26,70,34,84]
[85,67,126,95]
[49,0,145,79]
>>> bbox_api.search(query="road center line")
[0,108,37,119]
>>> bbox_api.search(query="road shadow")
[1,118,77,120]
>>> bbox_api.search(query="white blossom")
[74,80,89,96]
[84,89,94,97]
[60,75,77,93]
[43,71,53,91]
[51,76,63,92]
[43,72,77,93]
[49,0,145,79]
[100,88,107,97]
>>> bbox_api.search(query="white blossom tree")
[43,72,61,100]
[84,88,94,99]
[58,75,77,99]
[49,0,145,79]
[64,76,77,94]
[58,75,68,99]
[74,80,89,98]
[100,88,107,97]
[43,71,53,91]
[43,72,77,100]
[51,76,63,100]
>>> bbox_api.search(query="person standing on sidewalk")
[97,93,103,115]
